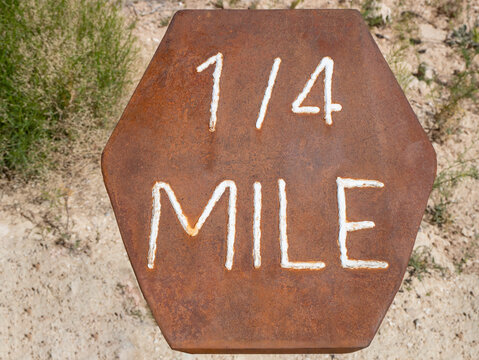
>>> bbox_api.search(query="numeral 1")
[196,52,223,132]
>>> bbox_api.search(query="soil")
[1,0,478,359]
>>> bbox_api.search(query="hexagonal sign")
[102,10,436,353]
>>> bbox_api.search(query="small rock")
[425,66,434,79]
[418,81,430,96]
[472,54,479,69]
[375,2,392,24]
[419,24,447,42]
[0,222,10,237]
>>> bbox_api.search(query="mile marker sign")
[102,10,436,354]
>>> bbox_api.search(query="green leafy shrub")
[446,24,479,48]
[0,0,136,178]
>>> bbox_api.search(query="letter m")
[147,180,237,270]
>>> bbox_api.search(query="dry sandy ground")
[1,0,478,359]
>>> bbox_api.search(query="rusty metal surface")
[101,10,436,354]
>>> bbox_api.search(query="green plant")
[426,150,478,226]
[361,0,389,28]
[433,155,479,193]
[211,0,224,8]
[430,24,479,142]
[454,253,470,274]
[407,248,431,281]
[413,62,430,83]
[248,0,259,9]
[211,0,242,8]
[435,0,463,19]
[160,15,171,27]
[290,0,303,9]
[445,24,479,66]
[0,0,136,178]
[386,45,413,93]
[405,247,446,285]
[426,199,451,227]
[430,71,478,142]
[454,237,477,274]
[394,10,420,42]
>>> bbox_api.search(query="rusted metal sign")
[102,10,436,354]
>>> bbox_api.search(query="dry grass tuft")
[0,0,136,179]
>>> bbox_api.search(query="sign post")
[102,10,436,353]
